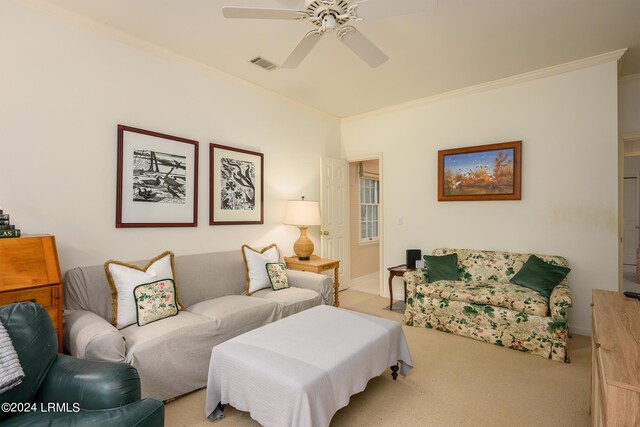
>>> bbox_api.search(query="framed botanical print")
[116,125,198,227]
[209,143,264,225]
[438,140,522,201]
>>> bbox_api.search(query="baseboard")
[569,325,591,337]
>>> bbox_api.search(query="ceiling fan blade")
[222,7,303,20]
[281,31,322,68]
[337,26,388,68]
[351,0,433,20]
[274,0,304,7]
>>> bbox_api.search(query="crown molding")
[619,73,640,83]
[617,49,628,76]
[343,48,628,123]
[17,0,340,122]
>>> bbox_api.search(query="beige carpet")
[165,290,591,426]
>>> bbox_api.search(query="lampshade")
[284,199,322,226]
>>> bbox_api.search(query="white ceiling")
[37,0,640,118]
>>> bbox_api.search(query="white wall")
[341,62,620,334]
[0,1,340,272]
[619,75,640,135]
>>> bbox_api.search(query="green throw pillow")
[509,255,571,298]
[423,253,460,283]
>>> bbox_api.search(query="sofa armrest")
[38,354,141,410]
[286,269,334,306]
[403,270,427,303]
[64,309,126,362]
[549,283,572,326]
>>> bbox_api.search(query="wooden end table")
[284,255,341,307]
[387,265,415,311]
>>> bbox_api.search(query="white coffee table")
[206,305,413,427]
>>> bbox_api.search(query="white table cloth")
[206,305,413,427]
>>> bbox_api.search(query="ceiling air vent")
[250,56,278,71]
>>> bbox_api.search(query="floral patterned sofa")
[402,248,572,362]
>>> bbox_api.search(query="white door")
[623,175,639,265]
[320,157,350,290]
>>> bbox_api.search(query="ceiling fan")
[222,0,430,69]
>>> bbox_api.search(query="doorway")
[347,158,382,295]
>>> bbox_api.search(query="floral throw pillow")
[133,279,179,327]
[266,263,290,291]
[104,251,183,329]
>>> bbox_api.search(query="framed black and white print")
[116,125,198,227]
[209,143,263,225]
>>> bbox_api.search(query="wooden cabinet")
[0,235,63,351]
[591,290,640,426]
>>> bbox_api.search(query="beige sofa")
[63,250,333,401]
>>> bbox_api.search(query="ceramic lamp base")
[293,226,314,260]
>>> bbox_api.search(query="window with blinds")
[359,177,379,243]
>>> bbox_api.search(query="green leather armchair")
[0,302,164,426]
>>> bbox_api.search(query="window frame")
[358,177,380,244]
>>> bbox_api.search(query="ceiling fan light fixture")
[324,14,337,31]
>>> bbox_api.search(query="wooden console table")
[387,265,415,311]
[0,235,63,351]
[591,289,640,426]
[285,255,340,307]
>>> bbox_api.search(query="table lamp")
[284,196,322,260]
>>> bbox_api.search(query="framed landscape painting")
[116,125,198,227]
[438,140,522,201]
[209,143,264,225]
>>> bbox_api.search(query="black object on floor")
[623,291,640,300]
